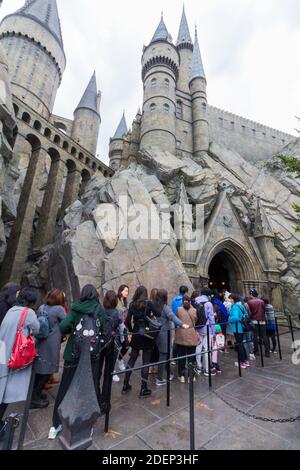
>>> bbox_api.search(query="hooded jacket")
[60,300,105,363]
[172,295,183,315]
[195,295,216,336]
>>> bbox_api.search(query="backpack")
[36,306,51,340]
[195,302,208,328]
[8,308,37,370]
[71,307,104,360]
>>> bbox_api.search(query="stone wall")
[207,105,295,163]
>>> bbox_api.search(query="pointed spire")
[112,112,128,139]
[150,13,171,44]
[254,198,274,238]
[15,0,64,49]
[75,72,100,115]
[177,5,192,45]
[189,26,206,83]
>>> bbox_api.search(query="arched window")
[33,120,42,131]
[44,128,51,138]
[63,141,69,151]
[151,78,157,90]
[164,103,170,113]
[176,101,183,119]
[54,135,61,145]
[22,112,31,124]
[164,78,170,90]
[150,103,156,113]
[71,147,77,156]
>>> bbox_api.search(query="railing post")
[289,316,296,352]
[17,360,36,450]
[258,321,264,368]
[2,414,19,451]
[275,318,282,361]
[207,325,212,388]
[167,328,171,408]
[188,363,195,451]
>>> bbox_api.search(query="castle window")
[85,157,90,166]
[79,152,84,161]
[63,141,69,151]
[176,101,183,119]
[44,128,51,138]
[164,79,170,90]
[151,78,157,90]
[13,104,19,117]
[164,103,170,113]
[54,135,61,145]
[33,120,42,132]
[71,147,77,156]
[150,103,156,112]
[22,112,31,125]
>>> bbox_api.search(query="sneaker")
[112,372,120,383]
[195,368,202,376]
[249,354,256,361]
[155,379,167,386]
[117,359,126,372]
[272,350,278,355]
[216,369,222,374]
[188,377,196,383]
[139,388,152,398]
[235,362,247,369]
[179,376,186,384]
[210,368,217,376]
[244,361,251,367]
[171,361,176,366]
[48,425,63,440]
[203,370,216,377]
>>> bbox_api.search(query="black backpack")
[72,307,105,360]
[195,302,208,328]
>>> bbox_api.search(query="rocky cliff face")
[23,136,300,326]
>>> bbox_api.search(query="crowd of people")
[0,281,277,442]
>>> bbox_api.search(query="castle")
[0,1,300,320]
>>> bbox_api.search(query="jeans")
[267,329,277,352]
[196,334,210,373]
[253,324,270,354]
[157,352,168,381]
[176,345,196,377]
[234,333,247,363]
[124,348,152,389]
[243,331,254,357]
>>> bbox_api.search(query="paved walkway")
[4,328,300,451]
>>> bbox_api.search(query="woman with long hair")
[113,285,129,380]
[0,288,39,438]
[31,289,66,409]
[175,295,198,383]
[98,290,120,414]
[122,286,160,398]
[155,289,189,385]
[48,284,105,440]
[149,288,160,375]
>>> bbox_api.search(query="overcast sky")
[1,0,300,164]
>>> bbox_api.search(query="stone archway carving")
[204,238,260,295]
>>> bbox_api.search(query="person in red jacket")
[248,289,270,358]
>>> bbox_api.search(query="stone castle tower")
[110,7,293,171]
[0,0,112,285]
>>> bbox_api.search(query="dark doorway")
[208,252,231,291]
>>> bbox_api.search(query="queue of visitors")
[0,282,277,442]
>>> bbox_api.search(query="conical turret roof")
[177,5,192,44]
[190,27,206,83]
[75,72,99,115]
[13,0,64,48]
[112,113,128,139]
[151,14,171,44]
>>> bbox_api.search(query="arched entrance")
[205,240,258,295]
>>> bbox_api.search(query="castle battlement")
[208,104,295,143]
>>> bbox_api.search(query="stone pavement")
[4,328,300,451]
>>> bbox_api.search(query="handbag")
[237,305,253,332]
[8,308,37,370]
[144,315,162,341]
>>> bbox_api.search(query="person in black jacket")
[98,290,120,415]
[122,286,161,398]
[0,283,20,326]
